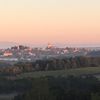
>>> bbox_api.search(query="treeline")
[0,56,100,74]
[15,57,100,72]
[14,75,100,100]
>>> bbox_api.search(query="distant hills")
[87,51,100,57]
[0,41,100,50]
[0,42,18,49]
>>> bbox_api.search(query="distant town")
[0,43,99,62]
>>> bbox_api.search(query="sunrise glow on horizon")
[0,0,100,47]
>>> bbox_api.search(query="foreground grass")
[18,67,100,78]
[1,67,100,100]
[0,94,17,100]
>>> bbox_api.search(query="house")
[3,51,13,57]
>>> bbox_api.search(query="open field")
[17,67,100,78]
[1,67,100,100]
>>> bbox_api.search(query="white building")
[3,52,13,57]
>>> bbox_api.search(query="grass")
[1,67,100,100]
[17,67,100,78]
[0,93,17,100]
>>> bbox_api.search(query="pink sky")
[0,0,100,46]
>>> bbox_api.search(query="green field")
[17,67,100,78]
[1,67,100,100]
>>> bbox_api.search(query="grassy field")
[0,94,17,100]
[1,67,100,100]
[17,67,100,78]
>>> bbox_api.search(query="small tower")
[47,43,53,49]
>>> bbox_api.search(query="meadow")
[1,66,100,100]
[18,67,100,78]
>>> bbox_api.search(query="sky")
[0,0,100,47]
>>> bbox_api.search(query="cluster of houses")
[0,44,91,62]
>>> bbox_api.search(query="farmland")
[1,66,100,100]
[18,67,100,78]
